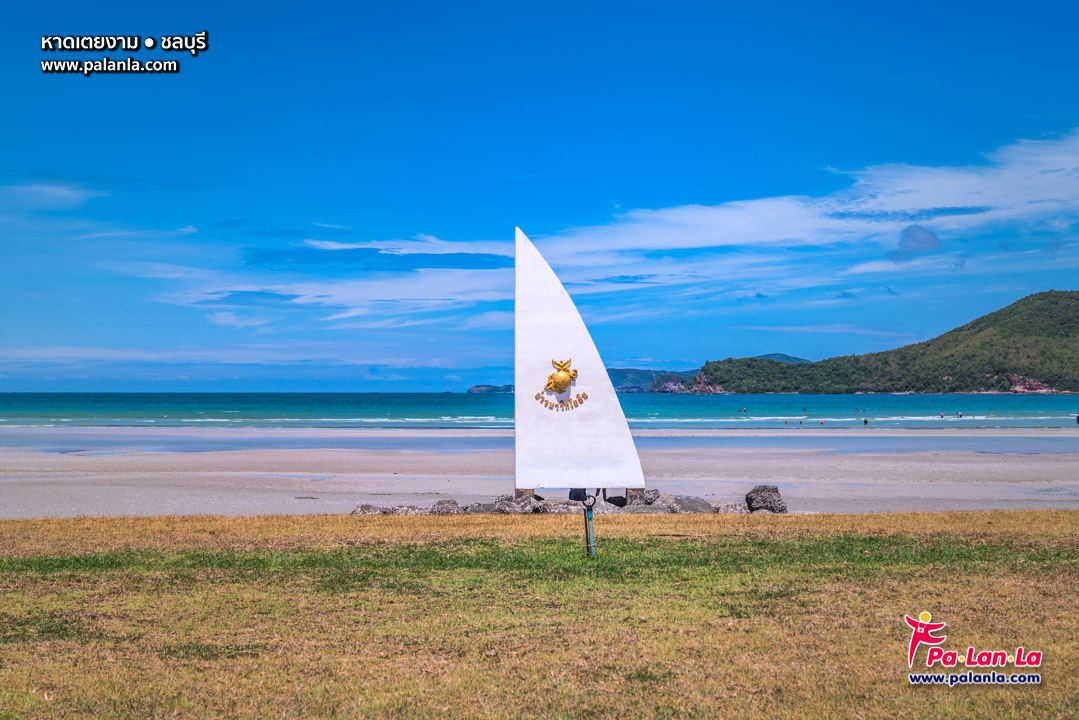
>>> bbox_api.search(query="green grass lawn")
[1,512,1076,718]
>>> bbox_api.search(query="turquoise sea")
[0,393,1077,430]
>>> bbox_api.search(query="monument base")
[514,488,535,500]
[625,488,645,504]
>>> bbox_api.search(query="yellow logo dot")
[918,611,931,623]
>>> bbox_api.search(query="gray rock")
[387,505,428,516]
[464,502,495,514]
[543,498,623,515]
[665,495,716,513]
[492,500,527,514]
[430,499,461,515]
[655,381,689,394]
[590,501,626,515]
[629,489,661,506]
[751,508,776,514]
[653,494,714,513]
[745,484,787,513]
[351,503,429,516]
[538,500,584,515]
[712,502,750,515]
[622,504,672,514]
[494,495,545,514]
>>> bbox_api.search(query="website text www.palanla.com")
[909,672,1042,687]
[41,57,179,76]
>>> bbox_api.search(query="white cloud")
[0,343,477,368]
[327,316,442,330]
[725,323,917,340]
[178,268,513,316]
[0,183,109,209]
[533,129,1079,275]
[207,312,269,328]
[303,233,511,256]
[74,225,198,240]
[99,262,215,279]
[320,308,369,321]
[845,256,941,275]
[459,311,514,329]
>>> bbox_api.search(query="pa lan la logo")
[905,611,1043,669]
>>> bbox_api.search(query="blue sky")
[3,1,1079,391]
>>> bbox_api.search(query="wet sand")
[1,427,1077,517]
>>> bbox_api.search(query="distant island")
[465,384,515,394]
[467,291,1079,394]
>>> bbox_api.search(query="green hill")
[683,291,1079,393]
[607,368,697,392]
[753,353,810,364]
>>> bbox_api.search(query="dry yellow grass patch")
[1,509,1074,557]
[1,511,1076,719]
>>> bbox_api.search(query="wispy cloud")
[319,308,369,322]
[533,129,1079,280]
[73,225,198,240]
[207,312,270,329]
[157,268,513,333]
[303,233,510,256]
[726,323,917,340]
[0,343,481,368]
[459,311,514,330]
[97,262,217,280]
[0,183,109,209]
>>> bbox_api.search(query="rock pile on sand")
[351,487,787,516]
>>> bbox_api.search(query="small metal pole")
[583,494,596,557]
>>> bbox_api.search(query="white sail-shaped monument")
[514,228,645,492]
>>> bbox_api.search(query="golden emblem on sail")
[545,358,578,393]
[534,359,587,412]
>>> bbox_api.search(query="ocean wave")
[179,419,243,423]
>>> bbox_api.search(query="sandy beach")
[2,427,1077,518]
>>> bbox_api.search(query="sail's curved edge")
[514,228,645,490]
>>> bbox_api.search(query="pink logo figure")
[905,611,947,667]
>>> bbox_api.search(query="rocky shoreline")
[352,485,788,516]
